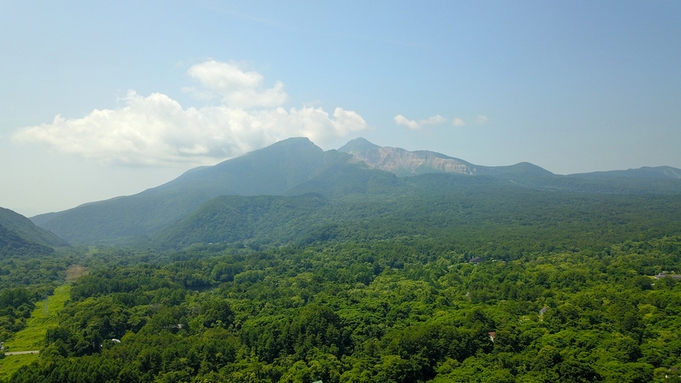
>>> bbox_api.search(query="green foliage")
[0,224,53,259]
[151,185,681,253]
[0,288,36,341]
[153,194,332,250]
[5,232,681,382]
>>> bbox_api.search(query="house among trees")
[468,256,484,264]
[653,272,681,280]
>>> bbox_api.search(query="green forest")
[2,186,681,382]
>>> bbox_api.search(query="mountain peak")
[244,137,321,157]
[338,137,380,154]
[271,136,316,147]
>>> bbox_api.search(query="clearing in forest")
[0,285,71,381]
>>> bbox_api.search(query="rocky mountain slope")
[338,137,480,176]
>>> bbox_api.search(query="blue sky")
[1,1,680,216]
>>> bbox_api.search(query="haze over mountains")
[22,137,681,248]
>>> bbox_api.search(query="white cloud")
[395,114,448,129]
[452,118,465,127]
[13,61,368,167]
[475,115,489,124]
[185,60,288,108]
[419,115,447,125]
[394,114,421,129]
[188,60,263,91]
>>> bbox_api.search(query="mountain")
[337,138,681,194]
[150,178,681,251]
[569,166,681,180]
[339,137,484,176]
[0,223,54,258]
[150,137,353,197]
[31,137,681,247]
[0,207,65,258]
[31,189,212,245]
[338,137,554,178]
[0,207,67,247]
[31,138,390,244]
[152,194,333,250]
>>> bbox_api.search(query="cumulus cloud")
[452,118,465,127]
[394,114,421,130]
[13,61,367,166]
[394,114,447,130]
[419,115,447,125]
[475,115,489,124]
[185,60,288,108]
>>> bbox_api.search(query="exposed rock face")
[339,137,480,176]
[355,147,476,175]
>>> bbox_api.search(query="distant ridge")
[0,207,65,257]
[339,137,480,176]
[338,137,554,178]
[30,137,681,246]
[0,223,54,258]
[568,166,681,180]
[0,207,67,247]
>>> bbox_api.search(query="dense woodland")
[3,142,681,382]
[1,191,681,382]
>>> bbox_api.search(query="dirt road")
[3,350,39,355]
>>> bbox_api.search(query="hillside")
[569,166,681,180]
[152,176,681,251]
[31,189,212,246]
[152,194,332,249]
[31,137,681,246]
[340,138,681,193]
[0,207,64,258]
[0,207,67,247]
[32,138,400,244]
[147,137,357,197]
[338,137,481,176]
[0,223,54,258]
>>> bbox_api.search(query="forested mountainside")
[31,138,681,247]
[0,223,53,258]
[0,207,68,259]
[149,185,681,252]
[0,207,67,248]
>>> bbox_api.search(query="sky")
[1,1,680,216]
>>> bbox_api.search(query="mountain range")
[25,137,681,248]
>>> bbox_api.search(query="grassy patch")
[0,352,39,382]
[4,285,70,351]
[0,285,70,381]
